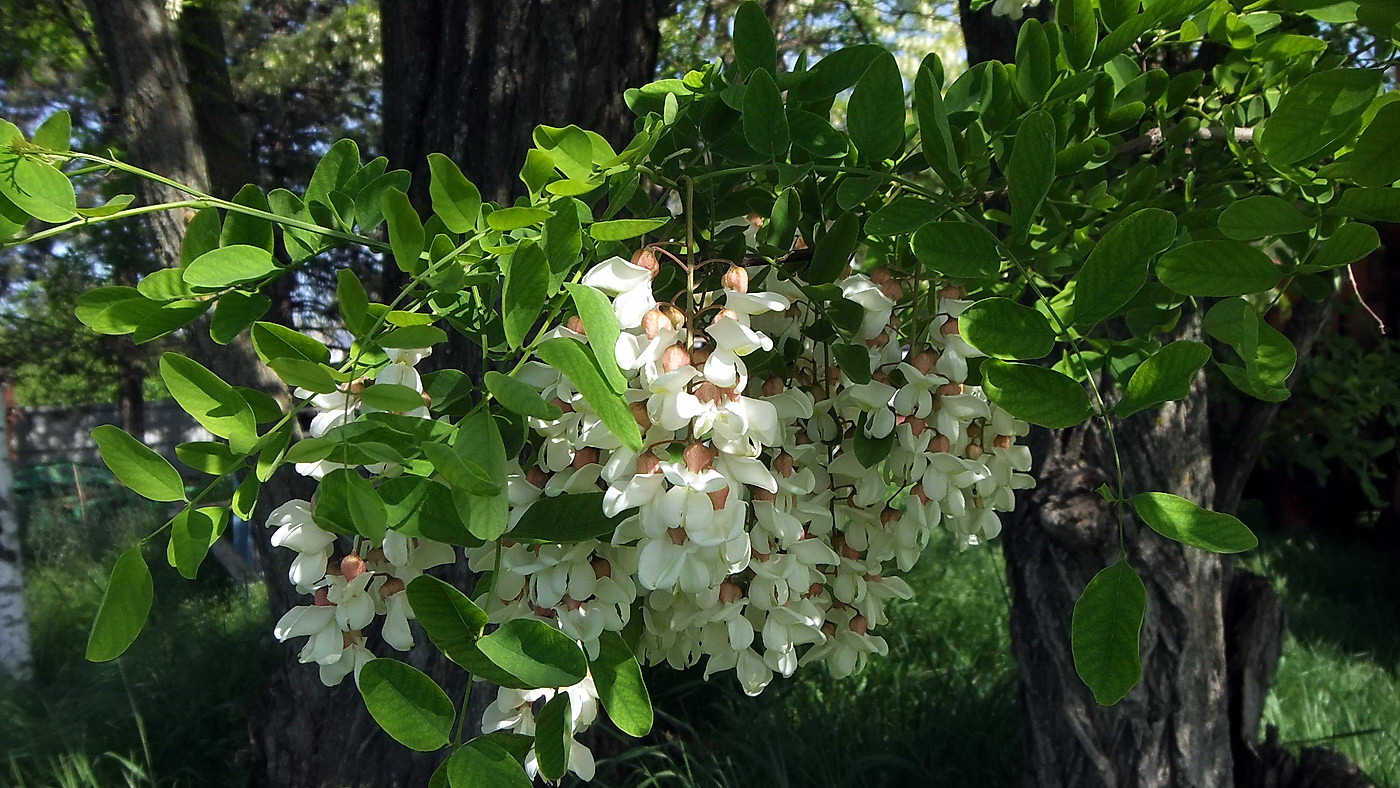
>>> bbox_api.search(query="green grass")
[2,486,274,787]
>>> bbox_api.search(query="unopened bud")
[534,606,558,619]
[751,487,777,503]
[526,466,549,488]
[662,305,687,329]
[719,581,743,604]
[553,397,574,414]
[635,452,662,475]
[631,247,661,278]
[912,483,931,504]
[691,346,712,365]
[592,557,613,579]
[313,587,333,606]
[708,486,731,510]
[722,265,749,293]
[567,315,586,335]
[343,630,362,648]
[994,434,1012,449]
[911,351,939,374]
[965,443,984,460]
[562,595,584,611]
[906,417,927,437]
[821,622,837,638]
[870,267,894,285]
[367,548,386,563]
[641,309,667,339]
[420,391,433,408]
[340,555,366,582]
[849,615,869,635]
[881,507,902,525]
[348,378,368,395]
[805,582,824,598]
[667,526,688,545]
[938,382,963,396]
[695,381,725,405]
[661,344,691,372]
[940,317,960,336]
[773,452,795,477]
[630,401,652,430]
[867,333,890,349]
[880,280,904,300]
[762,377,784,397]
[840,543,861,560]
[939,285,967,300]
[929,435,951,453]
[684,442,716,473]
[380,577,406,597]
[572,447,599,469]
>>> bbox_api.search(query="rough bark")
[0,418,33,680]
[1004,316,1235,787]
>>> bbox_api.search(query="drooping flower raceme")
[262,250,1034,779]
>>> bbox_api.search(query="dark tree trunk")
[379,0,666,379]
[1004,316,1235,787]
[245,4,666,786]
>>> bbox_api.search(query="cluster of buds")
[468,248,1033,774]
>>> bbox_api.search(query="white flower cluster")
[465,252,1034,777]
[260,251,1035,783]
[265,347,455,686]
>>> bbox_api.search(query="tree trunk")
[0,418,33,680]
[379,0,666,378]
[1004,317,1235,786]
[242,4,667,786]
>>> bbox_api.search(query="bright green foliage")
[2,0,1394,765]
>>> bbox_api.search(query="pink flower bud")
[572,447,598,469]
[340,555,366,582]
[911,350,939,374]
[567,315,586,335]
[667,527,688,545]
[684,442,716,473]
[661,344,692,372]
[313,587,333,606]
[722,265,749,293]
[708,486,731,510]
[379,577,406,597]
[719,581,743,603]
[631,247,660,278]
[635,452,662,475]
[940,317,960,336]
[630,401,652,429]
[848,615,869,635]
[641,309,667,339]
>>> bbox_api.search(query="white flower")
[582,256,656,328]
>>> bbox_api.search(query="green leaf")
[865,196,939,237]
[589,217,668,241]
[358,658,455,752]
[337,268,371,335]
[221,184,274,251]
[1072,208,1177,327]
[504,243,548,348]
[1331,101,1400,188]
[1333,187,1400,222]
[1008,111,1056,242]
[138,268,197,301]
[428,153,482,233]
[0,121,77,222]
[509,491,629,543]
[1217,195,1311,240]
[86,547,154,662]
[1257,70,1382,166]
[1130,492,1258,553]
[732,1,777,75]
[960,298,1057,360]
[485,371,563,420]
[535,338,644,451]
[406,575,488,665]
[159,354,259,454]
[565,283,628,393]
[313,468,388,539]
[914,65,960,188]
[742,68,789,159]
[210,291,272,345]
[268,358,338,393]
[1057,0,1097,70]
[456,410,511,540]
[304,138,360,207]
[181,245,279,288]
[806,212,860,284]
[1156,241,1280,297]
[1301,222,1380,271]
[170,507,227,580]
[911,221,1001,279]
[1072,560,1145,705]
[831,343,872,384]
[847,51,905,164]
[589,631,653,736]
[981,360,1093,429]
[251,321,331,365]
[442,738,533,788]
[1114,340,1211,417]
[233,474,260,519]
[32,110,71,152]
[360,383,429,412]
[92,425,186,502]
[487,206,552,232]
[423,442,501,496]
[476,618,588,689]
[383,188,425,274]
[175,441,242,475]
[535,694,572,781]
[380,325,447,349]
[131,301,210,344]
[181,209,222,266]
[543,204,583,291]
[1014,20,1054,102]
[75,287,160,335]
